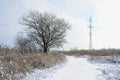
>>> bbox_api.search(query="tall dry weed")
[0,51,65,80]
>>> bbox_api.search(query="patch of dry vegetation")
[64,50,120,63]
[0,50,65,80]
[64,50,120,56]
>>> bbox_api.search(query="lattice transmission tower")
[89,17,93,50]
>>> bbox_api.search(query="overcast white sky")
[0,0,120,50]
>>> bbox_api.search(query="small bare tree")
[20,11,70,53]
[15,33,39,53]
[15,34,28,54]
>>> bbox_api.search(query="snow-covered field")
[23,56,120,80]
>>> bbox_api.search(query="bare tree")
[20,11,70,53]
[15,34,28,54]
[15,33,40,53]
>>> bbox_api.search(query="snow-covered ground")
[23,56,120,80]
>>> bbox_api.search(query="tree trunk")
[43,46,48,54]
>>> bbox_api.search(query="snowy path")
[23,56,101,80]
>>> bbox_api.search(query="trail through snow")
[23,56,102,80]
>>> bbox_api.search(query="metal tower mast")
[89,17,92,50]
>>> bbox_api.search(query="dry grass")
[64,50,120,56]
[64,50,120,63]
[0,51,65,80]
[1,49,120,79]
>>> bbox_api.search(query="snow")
[89,55,120,80]
[95,62,120,80]
[23,55,120,80]
[23,56,102,80]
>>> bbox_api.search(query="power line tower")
[89,17,92,50]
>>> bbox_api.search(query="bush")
[0,52,65,80]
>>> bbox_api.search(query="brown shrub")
[0,52,65,80]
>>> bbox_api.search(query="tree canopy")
[20,11,70,53]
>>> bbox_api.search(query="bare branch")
[20,11,70,53]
